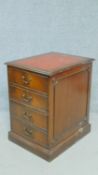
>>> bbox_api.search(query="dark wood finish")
[10,102,48,130]
[11,118,48,147]
[54,70,89,139]
[9,85,48,111]
[8,66,48,93]
[6,52,94,161]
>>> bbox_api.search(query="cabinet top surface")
[6,52,94,76]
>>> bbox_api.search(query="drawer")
[9,85,48,111]
[10,102,48,130]
[8,66,48,93]
[11,118,48,146]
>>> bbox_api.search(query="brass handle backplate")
[23,111,32,121]
[22,93,32,103]
[24,127,33,137]
[22,75,32,85]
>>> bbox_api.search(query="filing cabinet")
[6,52,94,161]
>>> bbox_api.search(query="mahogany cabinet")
[6,52,94,161]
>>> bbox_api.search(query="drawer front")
[8,66,48,93]
[10,102,48,130]
[9,86,48,111]
[11,118,48,146]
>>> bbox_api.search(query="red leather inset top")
[13,52,87,71]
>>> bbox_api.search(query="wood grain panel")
[10,102,48,130]
[9,85,48,111]
[8,66,48,93]
[11,118,48,146]
[54,70,89,138]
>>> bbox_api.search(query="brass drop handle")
[23,111,32,121]
[22,75,32,85]
[22,93,32,103]
[24,127,33,137]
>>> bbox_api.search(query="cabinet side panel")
[54,69,89,138]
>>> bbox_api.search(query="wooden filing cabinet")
[6,52,94,161]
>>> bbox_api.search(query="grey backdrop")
[0,0,98,113]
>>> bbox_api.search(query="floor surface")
[0,111,98,175]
